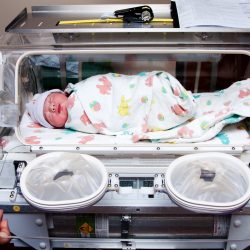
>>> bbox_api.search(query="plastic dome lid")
[20,152,108,211]
[165,153,250,214]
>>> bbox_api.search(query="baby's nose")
[50,103,56,112]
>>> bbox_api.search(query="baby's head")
[26,89,68,128]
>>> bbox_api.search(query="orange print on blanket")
[93,122,106,132]
[215,107,231,118]
[202,111,214,115]
[145,76,153,87]
[80,112,91,125]
[132,134,149,143]
[177,126,194,138]
[96,76,112,95]
[171,104,187,116]
[132,134,140,142]
[78,135,95,144]
[28,122,42,128]
[173,87,180,96]
[141,116,148,133]
[25,136,41,144]
[239,89,250,98]
[224,101,231,106]
[90,101,101,111]
[34,130,43,133]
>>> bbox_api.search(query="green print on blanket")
[62,129,78,135]
[216,132,230,145]
[243,101,250,106]
[137,72,147,76]
[193,94,201,99]
[214,90,224,97]
[180,90,189,100]
[157,114,165,121]
[161,86,167,94]
[200,121,210,130]
[141,96,149,103]
[224,115,242,124]
[206,100,212,106]
[89,101,101,111]
[122,123,129,129]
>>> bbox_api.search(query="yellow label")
[79,222,93,237]
[13,205,21,212]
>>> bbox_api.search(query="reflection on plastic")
[0,103,18,127]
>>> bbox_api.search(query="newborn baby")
[26,71,196,135]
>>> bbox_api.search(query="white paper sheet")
[175,0,250,28]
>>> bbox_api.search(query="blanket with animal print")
[64,71,196,136]
[64,72,250,143]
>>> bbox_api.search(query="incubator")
[0,3,250,250]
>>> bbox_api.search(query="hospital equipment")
[0,3,250,250]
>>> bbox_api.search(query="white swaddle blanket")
[63,72,250,143]
[64,71,196,135]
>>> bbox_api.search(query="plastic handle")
[53,170,74,180]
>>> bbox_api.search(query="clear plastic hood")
[10,49,250,154]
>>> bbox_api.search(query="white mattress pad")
[16,111,249,147]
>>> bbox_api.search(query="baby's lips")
[57,104,61,113]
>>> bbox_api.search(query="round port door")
[20,152,108,211]
[165,153,250,213]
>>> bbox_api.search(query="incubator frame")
[0,3,250,250]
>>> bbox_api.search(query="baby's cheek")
[43,112,50,124]
[60,112,68,126]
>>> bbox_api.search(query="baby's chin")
[54,124,65,128]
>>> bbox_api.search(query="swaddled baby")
[26,71,196,135]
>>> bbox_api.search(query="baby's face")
[43,92,68,128]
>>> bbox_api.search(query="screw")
[233,220,241,227]
[39,242,47,249]
[35,218,43,227]
[230,243,237,250]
